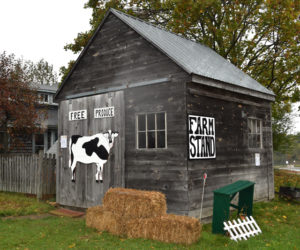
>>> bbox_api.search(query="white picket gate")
[224,216,262,241]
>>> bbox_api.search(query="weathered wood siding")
[57,91,125,208]
[56,12,191,212]
[0,152,56,197]
[125,81,189,215]
[56,13,189,100]
[186,82,274,219]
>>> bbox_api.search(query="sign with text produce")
[188,115,216,159]
[94,106,115,119]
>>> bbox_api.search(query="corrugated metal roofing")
[111,9,274,97]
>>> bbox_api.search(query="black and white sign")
[69,110,87,121]
[69,130,118,183]
[188,115,216,159]
[94,107,114,119]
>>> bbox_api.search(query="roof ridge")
[110,8,213,52]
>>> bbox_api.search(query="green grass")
[0,195,299,249]
[0,171,300,249]
[0,192,53,217]
[274,169,300,191]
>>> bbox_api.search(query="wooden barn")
[54,8,275,219]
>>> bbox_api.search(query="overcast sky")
[0,0,91,75]
[0,0,299,133]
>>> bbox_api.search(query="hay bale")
[86,206,103,229]
[102,188,167,220]
[86,205,125,236]
[126,214,202,245]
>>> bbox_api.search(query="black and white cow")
[69,130,118,183]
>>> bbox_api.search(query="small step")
[50,208,85,218]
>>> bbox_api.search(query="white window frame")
[136,112,167,149]
[38,93,50,104]
[248,118,263,149]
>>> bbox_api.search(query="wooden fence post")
[36,150,44,200]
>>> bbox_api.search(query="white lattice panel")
[224,216,262,241]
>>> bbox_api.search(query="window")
[34,133,44,153]
[38,93,50,103]
[136,112,167,149]
[248,118,262,148]
[0,132,5,152]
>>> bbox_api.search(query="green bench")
[212,180,255,234]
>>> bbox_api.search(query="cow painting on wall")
[69,130,118,183]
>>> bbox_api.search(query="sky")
[0,0,299,133]
[0,0,92,74]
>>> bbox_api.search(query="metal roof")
[111,9,274,97]
[55,8,274,100]
[31,83,58,93]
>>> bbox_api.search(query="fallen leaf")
[68,243,76,248]
[283,215,287,219]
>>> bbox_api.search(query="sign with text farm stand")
[189,115,216,159]
[94,106,115,119]
[69,110,87,121]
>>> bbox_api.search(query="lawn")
[0,170,299,249]
[0,192,53,217]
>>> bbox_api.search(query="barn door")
[57,91,125,208]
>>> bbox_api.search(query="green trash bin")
[212,180,255,234]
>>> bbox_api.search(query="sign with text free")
[188,115,216,159]
[94,107,114,119]
[69,110,87,121]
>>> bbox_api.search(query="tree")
[28,58,58,85]
[0,52,49,152]
[62,0,300,149]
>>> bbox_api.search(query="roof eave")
[191,74,275,102]
[54,9,114,102]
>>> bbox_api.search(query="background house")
[0,84,58,154]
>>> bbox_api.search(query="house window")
[136,112,167,149]
[38,93,49,103]
[248,118,262,148]
[34,133,44,153]
[0,132,5,152]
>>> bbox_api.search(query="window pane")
[48,131,51,149]
[35,134,44,146]
[157,131,165,148]
[256,135,261,148]
[147,114,155,130]
[138,132,146,148]
[138,115,146,131]
[157,113,165,130]
[148,131,155,148]
[249,134,254,148]
[251,120,255,133]
[257,121,261,133]
[248,119,251,133]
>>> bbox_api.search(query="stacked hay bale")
[86,188,166,236]
[86,188,201,244]
[126,214,202,245]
